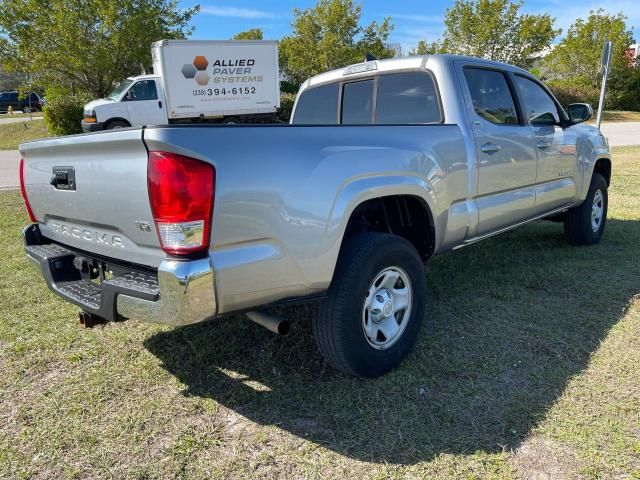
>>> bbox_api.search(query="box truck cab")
[82,40,280,132]
[82,75,165,131]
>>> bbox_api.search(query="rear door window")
[463,68,519,125]
[341,80,374,124]
[292,83,339,124]
[375,73,441,124]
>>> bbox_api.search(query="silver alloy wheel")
[591,189,604,232]
[362,266,413,350]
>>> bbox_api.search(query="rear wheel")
[564,172,608,245]
[312,233,426,377]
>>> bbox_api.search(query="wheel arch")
[327,177,439,275]
[104,117,131,129]
[332,188,437,279]
[345,195,435,259]
[593,157,612,186]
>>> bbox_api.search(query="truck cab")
[82,75,166,132]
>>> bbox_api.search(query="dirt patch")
[512,436,581,480]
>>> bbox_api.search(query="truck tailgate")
[20,129,163,268]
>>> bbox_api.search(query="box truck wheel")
[222,117,240,125]
[105,119,130,130]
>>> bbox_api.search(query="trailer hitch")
[79,310,107,328]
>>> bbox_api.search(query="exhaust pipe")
[246,311,290,335]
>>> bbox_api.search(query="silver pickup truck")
[19,54,611,377]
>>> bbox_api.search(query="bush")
[43,88,91,136]
[608,72,640,111]
[547,81,600,110]
[278,92,297,123]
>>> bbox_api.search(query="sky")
[182,0,640,54]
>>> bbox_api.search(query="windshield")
[107,79,133,100]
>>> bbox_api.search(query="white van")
[82,40,280,132]
[82,75,165,131]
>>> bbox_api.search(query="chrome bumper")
[23,224,217,326]
[117,257,217,326]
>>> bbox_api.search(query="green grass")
[0,120,49,149]
[1,147,639,478]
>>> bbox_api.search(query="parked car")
[82,40,280,132]
[19,54,611,377]
[0,91,43,113]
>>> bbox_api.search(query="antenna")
[365,53,377,62]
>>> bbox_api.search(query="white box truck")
[81,40,280,132]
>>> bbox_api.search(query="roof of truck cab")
[300,54,530,90]
[127,74,160,81]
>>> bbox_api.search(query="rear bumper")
[81,120,104,133]
[23,224,217,326]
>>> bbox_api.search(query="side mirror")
[568,103,593,124]
[530,111,557,126]
[125,91,134,101]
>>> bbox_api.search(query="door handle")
[481,143,501,154]
[158,100,162,108]
[536,140,551,149]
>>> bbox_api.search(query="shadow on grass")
[144,219,640,463]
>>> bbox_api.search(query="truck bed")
[20,123,467,314]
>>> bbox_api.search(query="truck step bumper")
[23,224,217,326]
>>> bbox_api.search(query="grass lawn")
[590,110,640,123]
[1,147,639,479]
[0,120,49,150]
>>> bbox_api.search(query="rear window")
[292,84,339,124]
[341,80,374,124]
[463,68,519,125]
[375,73,441,124]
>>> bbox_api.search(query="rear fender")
[323,174,438,282]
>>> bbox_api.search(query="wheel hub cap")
[362,267,413,350]
[591,189,604,232]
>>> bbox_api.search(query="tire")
[312,233,426,377]
[222,117,240,124]
[105,120,129,130]
[564,172,608,245]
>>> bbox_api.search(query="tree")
[233,29,264,40]
[279,0,395,87]
[540,10,639,110]
[0,64,23,91]
[0,0,199,98]
[410,40,442,56]
[423,0,560,67]
[541,11,634,87]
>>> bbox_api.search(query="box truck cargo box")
[152,39,280,120]
[81,39,280,132]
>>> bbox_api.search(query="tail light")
[19,158,36,222]
[147,151,215,255]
